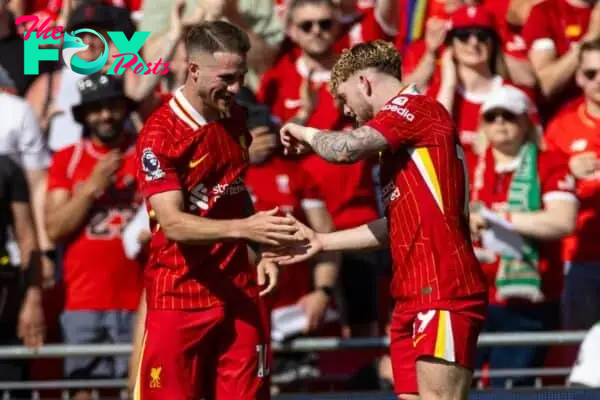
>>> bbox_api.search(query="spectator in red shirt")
[434,5,537,175]
[522,0,600,119]
[259,0,384,338]
[44,74,143,399]
[469,85,578,387]
[544,39,600,331]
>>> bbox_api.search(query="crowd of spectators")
[0,0,600,397]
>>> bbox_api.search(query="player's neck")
[458,65,495,93]
[373,79,405,114]
[300,52,337,73]
[181,85,220,121]
[585,98,600,119]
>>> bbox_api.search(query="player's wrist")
[302,127,319,146]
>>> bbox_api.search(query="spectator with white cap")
[468,85,579,387]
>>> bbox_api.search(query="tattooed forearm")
[311,126,388,164]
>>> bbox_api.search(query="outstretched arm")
[272,217,389,265]
[320,217,389,251]
[280,123,388,164]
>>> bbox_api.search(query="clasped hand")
[261,215,324,265]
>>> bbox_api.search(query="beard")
[90,118,126,145]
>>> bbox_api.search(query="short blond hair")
[330,40,402,95]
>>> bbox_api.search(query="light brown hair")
[579,38,600,63]
[330,40,401,96]
[185,21,251,57]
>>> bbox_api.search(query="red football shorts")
[134,301,271,400]
[389,299,486,394]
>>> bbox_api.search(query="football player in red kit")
[134,21,301,400]
[274,40,488,400]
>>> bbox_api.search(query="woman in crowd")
[469,85,578,387]
[433,5,536,173]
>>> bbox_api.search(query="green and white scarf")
[495,142,544,302]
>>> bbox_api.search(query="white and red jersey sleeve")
[539,150,578,204]
[297,165,325,210]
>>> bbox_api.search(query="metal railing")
[0,331,589,398]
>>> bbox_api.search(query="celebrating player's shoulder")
[365,85,455,152]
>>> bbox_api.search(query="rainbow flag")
[404,0,428,48]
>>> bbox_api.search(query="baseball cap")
[448,5,496,32]
[481,85,530,116]
[72,73,136,123]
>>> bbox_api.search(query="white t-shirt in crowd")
[0,91,51,170]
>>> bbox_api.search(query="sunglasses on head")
[452,28,493,43]
[297,18,334,33]
[582,68,599,81]
[482,109,519,123]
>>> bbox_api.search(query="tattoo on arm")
[312,126,388,163]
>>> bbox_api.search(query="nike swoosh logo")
[413,334,426,347]
[189,154,209,168]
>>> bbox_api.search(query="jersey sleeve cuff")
[143,181,182,199]
[365,120,396,151]
[301,198,325,209]
[543,191,579,206]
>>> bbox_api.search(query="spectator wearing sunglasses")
[522,0,600,121]
[433,5,538,177]
[469,85,578,387]
[544,39,600,333]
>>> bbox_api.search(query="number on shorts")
[455,144,470,219]
[256,344,270,378]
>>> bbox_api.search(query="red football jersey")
[245,155,324,308]
[258,56,380,229]
[471,148,576,304]
[136,88,257,310]
[484,0,528,60]
[545,104,600,263]
[427,77,539,177]
[365,86,487,310]
[521,0,591,116]
[47,138,143,311]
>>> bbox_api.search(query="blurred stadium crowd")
[0,0,600,397]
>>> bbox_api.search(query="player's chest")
[182,125,250,184]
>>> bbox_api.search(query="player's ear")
[359,75,372,97]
